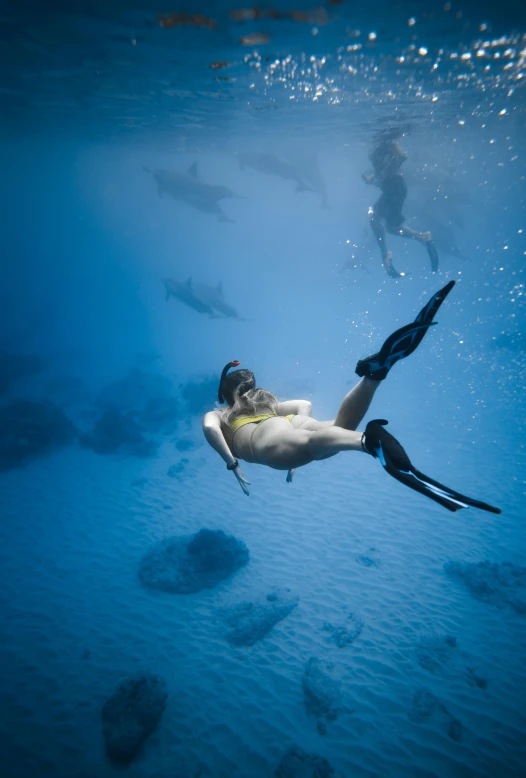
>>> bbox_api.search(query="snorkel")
[218,360,241,403]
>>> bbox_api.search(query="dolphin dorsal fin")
[186,277,193,288]
[187,162,198,177]
[216,282,223,296]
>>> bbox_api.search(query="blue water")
[1,1,525,776]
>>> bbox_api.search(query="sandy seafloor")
[1,397,525,778]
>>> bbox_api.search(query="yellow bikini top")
[229,409,294,434]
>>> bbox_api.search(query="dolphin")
[193,281,246,320]
[413,171,473,206]
[182,194,235,223]
[235,152,311,193]
[412,172,472,230]
[431,225,468,261]
[144,163,240,222]
[288,151,328,207]
[407,202,468,261]
[434,172,473,206]
[163,278,216,316]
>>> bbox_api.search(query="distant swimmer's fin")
[187,162,199,177]
[356,280,455,380]
[425,239,439,272]
[295,182,311,193]
[383,253,406,279]
[362,419,502,514]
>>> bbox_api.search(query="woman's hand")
[286,469,295,483]
[233,464,251,496]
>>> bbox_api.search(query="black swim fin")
[413,279,455,327]
[401,278,455,357]
[356,280,455,380]
[362,419,501,514]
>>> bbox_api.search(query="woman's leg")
[308,426,364,459]
[291,377,380,434]
[399,225,438,271]
[399,224,431,242]
[333,376,380,430]
[370,213,389,260]
[257,425,366,470]
[372,217,403,277]
[262,410,376,468]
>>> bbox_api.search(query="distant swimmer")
[362,130,439,278]
[202,281,500,514]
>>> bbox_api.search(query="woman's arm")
[202,411,251,495]
[202,411,236,466]
[276,399,312,417]
[362,172,377,185]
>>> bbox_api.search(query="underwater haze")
[1,0,526,776]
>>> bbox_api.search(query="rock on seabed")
[139,529,249,594]
[101,673,168,765]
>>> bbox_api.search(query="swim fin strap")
[364,419,501,514]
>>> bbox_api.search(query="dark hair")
[370,139,395,170]
[219,368,256,406]
[218,360,278,425]
[218,361,254,404]
[372,126,404,145]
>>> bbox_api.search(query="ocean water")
[1,1,525,776]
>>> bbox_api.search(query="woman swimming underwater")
[203,281,500,514]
